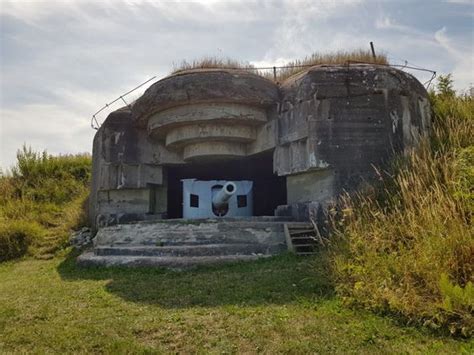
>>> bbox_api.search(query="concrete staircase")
[284,222,320,256]
[77,218,306,268]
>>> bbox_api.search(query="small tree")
[437,74,455,97]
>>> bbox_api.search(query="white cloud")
[0,104,94,169]
[446,0,472,4]
[434,26,474,89]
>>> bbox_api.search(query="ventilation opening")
[166,151,286,219]
[190,194,199,208]
[237,195,247,208]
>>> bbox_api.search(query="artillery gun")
[212,182,236,216]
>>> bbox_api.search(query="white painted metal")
[212,182,236,209]
[182,179,253,219]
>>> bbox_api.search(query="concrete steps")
[284,222,320,256]
[77,218,302,268]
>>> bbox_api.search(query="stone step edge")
[77,252,270,269]
[98,221,312,229]
[94,243,281,256]
[129,216,297,224]
[94,243,275,251]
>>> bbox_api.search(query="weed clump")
[330,77,473,337]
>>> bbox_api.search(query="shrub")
[329,82,473,337]
[437,74,456,97]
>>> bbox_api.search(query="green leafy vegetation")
[330,77,473,337]
[0,147,91,261]
[0,254,469,353]
[171,49,389,82]
[436,73,456,98]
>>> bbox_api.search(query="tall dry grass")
[171,50,389,82]
[275,49,388,82]
[330,89,473,337]
[171,57,256,74]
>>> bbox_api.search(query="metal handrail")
[91,76,157,129]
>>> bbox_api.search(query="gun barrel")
[212,182,236,208]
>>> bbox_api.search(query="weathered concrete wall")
[89,107,181,229]
[273,64,430,219]
[286,170,335,205]
[89,65,430,227]
[97,189,150,215]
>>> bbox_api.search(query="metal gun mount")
[182,179,253,219]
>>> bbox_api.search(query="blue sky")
[1,0,473,169]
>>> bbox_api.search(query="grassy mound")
[0,147,91,261]
[330,77,473,337]
[171,49,388,82]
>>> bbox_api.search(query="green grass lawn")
[0,252,471,354]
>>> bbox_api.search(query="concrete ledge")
[183,141,248,161]
[148,103,267,139]
[165,123,256,149]
[77,252,270,269]
[93,220,291,247]
[94,243,283,257]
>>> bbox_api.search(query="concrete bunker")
[81,64,431,267]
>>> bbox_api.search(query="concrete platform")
[77,218,304,268]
